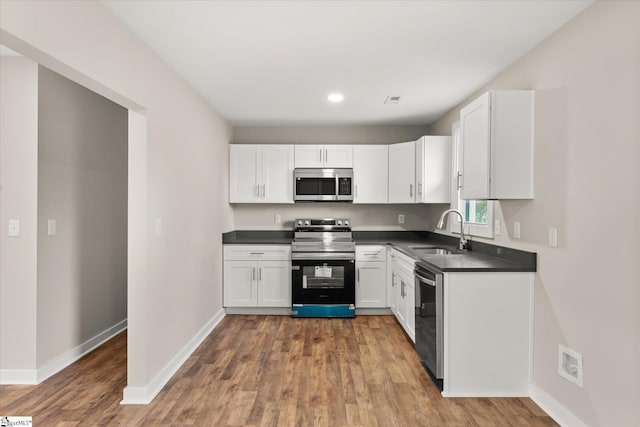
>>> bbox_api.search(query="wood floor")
[0,315,558,426]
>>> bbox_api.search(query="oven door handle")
[292,252,355,260]
[415,272,436,287]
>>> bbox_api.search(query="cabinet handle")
[250,252,264,255]
[258,267,262,281]
[391,272,395,286]
[355,184,358,198]
[325,148,328,163]
[418,182,422,196]
[252,267,255,281]
[457,172,462,190]
[320,148,323,163]
[357,268,360,283]
[401,280,405,297]
[409,184,413,197]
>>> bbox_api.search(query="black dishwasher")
[414,263,444,390]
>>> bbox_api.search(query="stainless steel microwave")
[294,168,353,202]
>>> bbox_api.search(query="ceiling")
[102,0,592,126]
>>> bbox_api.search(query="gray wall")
[232,125,444,230]
[36,66,128,366]
[428,2,640,425]
[0,56,38,375]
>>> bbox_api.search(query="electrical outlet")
[398,214,405,224]
[548,227,558,247]
[513,221,521,239]
[558,345,583,387]
[8,219,20,237]
[275,214,282,224]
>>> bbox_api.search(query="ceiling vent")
[384,96,401,105]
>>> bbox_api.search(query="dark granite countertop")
[222,230,536,273]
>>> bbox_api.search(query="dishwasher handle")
[415,272,436,287]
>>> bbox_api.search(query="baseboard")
[529,384,588,427]
[225,307,291,315]
[37,318,128,383]
[355,308,393,315]
[442,390,529,398]
[0,369,38,385]
[121,308,225,405]
[1,319,127,385]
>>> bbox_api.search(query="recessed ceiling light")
[327,93,344,103]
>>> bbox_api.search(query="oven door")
[291,254,355,305]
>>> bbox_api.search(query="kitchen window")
[449,121,495,238]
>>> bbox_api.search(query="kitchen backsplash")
[231,203,449,230]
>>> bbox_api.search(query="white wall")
[0,0,234,396]
[0,56,38,379]
[428,2,640,425]
[36,65,128,366]
[232,125,441,230]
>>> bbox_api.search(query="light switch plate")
[548,227,558,247]
[48,219,57,236]
[275,214,282,224]
[513,221,521,239]
[398,214,405,224]
[8,219,20,237]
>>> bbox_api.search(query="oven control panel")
[295,218,351,229]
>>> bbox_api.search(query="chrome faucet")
[437,209,468,251]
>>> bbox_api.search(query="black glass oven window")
[296,178,336,196]
[302,265,345,289]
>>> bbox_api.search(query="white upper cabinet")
[229,144,294,203]
[294,144,353,168]
[388,140,416,203]
[460,90,534,200]
[415,136,451,204]
[353,145,388,204]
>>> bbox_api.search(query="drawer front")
[356,245,387,261]
[224,245,291,261]
[395,250,416,273]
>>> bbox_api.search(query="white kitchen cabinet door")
[387,250,399,316]
[294,144,325,167]
[230,145,294,203]
[388,140,416,203]
[223,260,257,307]
[294,144,353,168]
[460,90,534,200]
[257,260,291,307]
[356,261,387,308]
[229,145,261,203]
[415,136,451,204]
[324,145,353,167]
[353,145,388,203]
[262,145,294,203]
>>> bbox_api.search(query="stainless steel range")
[291,218,356,318]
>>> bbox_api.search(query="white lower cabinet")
[387,248,416,342]
[223,245,291,308]
[355,246,387,308]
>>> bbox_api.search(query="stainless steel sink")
[408,246,454,255]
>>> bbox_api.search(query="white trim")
[225,307,291,315]
[1,319,127,385]
[121,309,225,405]
[37,319,128,383]
[0,369,38,385]
[529,384,588,427]
[442,390,529,398]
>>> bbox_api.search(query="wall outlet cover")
[558,344,583,387]
[548,227,558,247]
[8,219,20,237]
[398,214,405,224]
[513,221,521,239]
[48,219,57,236]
